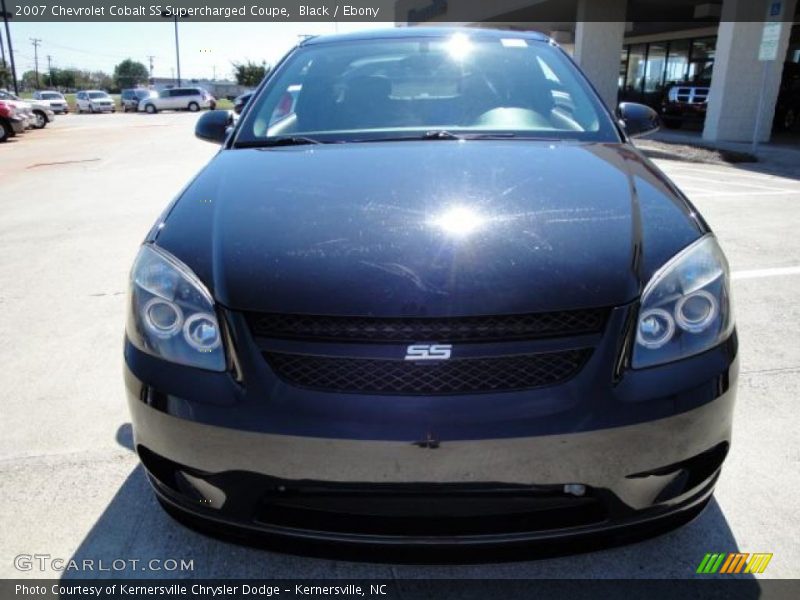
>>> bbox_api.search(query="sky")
[3,21,382,82]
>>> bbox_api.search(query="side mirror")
[617,102,661,138]
[195,110,234,144]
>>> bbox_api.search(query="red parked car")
[0,100,27,142]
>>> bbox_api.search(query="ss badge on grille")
[404,344,452,361]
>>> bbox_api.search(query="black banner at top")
[4,0,799,23]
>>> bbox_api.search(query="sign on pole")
[752,1,784,152]
[758,21,782,61]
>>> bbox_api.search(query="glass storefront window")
[644,43,667,93]
[688,37,716,84]
[619,46,629,89]
[625,44,646,95]
[664,39,690,85]
[619,36,717,102]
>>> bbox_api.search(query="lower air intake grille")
[264,349,591,395]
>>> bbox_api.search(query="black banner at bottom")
[2,579,800,600]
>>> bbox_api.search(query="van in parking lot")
[138,87,215,113]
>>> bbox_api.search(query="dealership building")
[396,0,800,143]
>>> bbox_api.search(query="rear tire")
[0,120,9,142]
[188,101,199,112]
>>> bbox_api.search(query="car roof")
[301,26,550,47]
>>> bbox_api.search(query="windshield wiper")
[353,131,562,143]
[236,136,325,148]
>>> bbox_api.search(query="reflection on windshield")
[239,33,616,145]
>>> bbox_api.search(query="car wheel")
[0,120,8,142]
[145,104,157,114]
[32,110,47,129]
[188,101,200,112]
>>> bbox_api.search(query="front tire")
[188,101,199,112]
[0,120,9,142]
[145,104,157,114]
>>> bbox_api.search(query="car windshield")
[88,92,108,99]
[41,92,62,99]
[236,33,618,145]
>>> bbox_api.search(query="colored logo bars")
[697,553,773,574]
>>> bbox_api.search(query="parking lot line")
[663,163,798,183]
[731,266,800,280]
[669,173,793,193]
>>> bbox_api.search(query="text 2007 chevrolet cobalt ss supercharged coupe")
[124,28,737,553]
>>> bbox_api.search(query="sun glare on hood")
[430,206,485,237]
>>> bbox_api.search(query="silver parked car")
[32,90,69,114]
[76,90,116,113]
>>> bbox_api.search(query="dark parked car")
[125,28,737,554]
[121,88,156,112]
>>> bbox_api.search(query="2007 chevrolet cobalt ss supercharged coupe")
[124,28,737,554]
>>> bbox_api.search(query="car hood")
[154,141,705,317]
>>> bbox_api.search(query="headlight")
[127,244,226,371]
[633,235,734,368]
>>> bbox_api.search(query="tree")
[21,70,39,90]
[113,59,149,90]
[92,70,115,92]
[232,61,269,87]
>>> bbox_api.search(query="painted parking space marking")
[732,266,800,280]
[666,173,794,193]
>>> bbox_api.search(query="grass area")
[215,98,234,110]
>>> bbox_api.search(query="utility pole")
[30,37,41,88]
[160,11,183,87]
[212,64,216,81]
[172,16,181,86]
[1,0,18,94]
[0,26,6,68]
[46,54,52,87]
[147,55,154,83]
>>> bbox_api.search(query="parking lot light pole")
[161,10,182,87]
[1,0,18,94]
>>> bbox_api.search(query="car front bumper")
[125,321,737,549]
[8,116,26,134]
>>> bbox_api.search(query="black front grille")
[248,308,607,343]
[265,349,590,395]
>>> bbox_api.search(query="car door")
[76,92,86,110]
[167,89,183,110]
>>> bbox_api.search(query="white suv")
[138,87,214,113]
[76,90,116,113]
[32,90,69,114]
